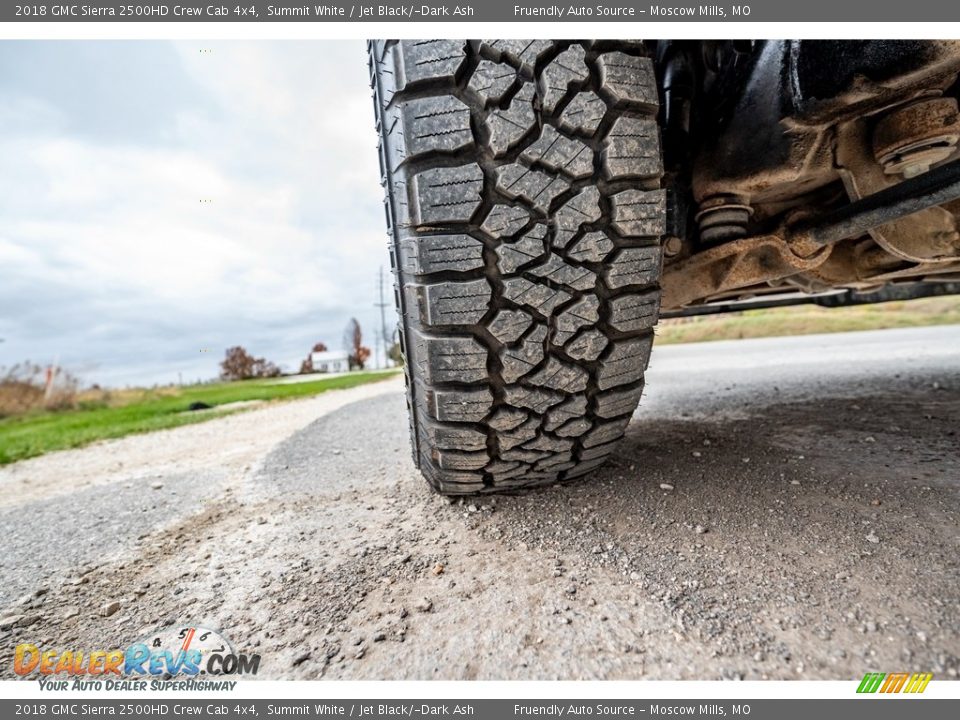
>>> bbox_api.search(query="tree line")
[219,317,375,381]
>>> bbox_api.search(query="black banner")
[4,1,960,23]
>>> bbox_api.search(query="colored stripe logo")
[857,672,933,693]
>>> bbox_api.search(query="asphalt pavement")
[1,325,957,680]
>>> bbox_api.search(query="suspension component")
[792,157,960,250]
[873,97,960,178]
[695,195,753,243]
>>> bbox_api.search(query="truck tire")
[370,40,665,494]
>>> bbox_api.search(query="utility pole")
[374,266,391,368]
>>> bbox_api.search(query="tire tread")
[370,40,664,494]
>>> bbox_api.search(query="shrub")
[0,363,79,417]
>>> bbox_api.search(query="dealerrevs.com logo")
[13,625,260,690]
[857,672,934,694]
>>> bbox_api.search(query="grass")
[5,297,956,465]
[0,370,399,466]
[656,295,960,345]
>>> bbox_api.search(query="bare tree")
[354,346,371,370]
[343,318,372,370]
[220,346,256,380]
[251,358,281,378]
[220,347,281,381]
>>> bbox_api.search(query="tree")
[311,342,328,353]
[220,346,256,381]
[251,358,281,378]
[354,345,371,369]
[343,318,372,370]
[220,346,281,381]
[387,340,404,367]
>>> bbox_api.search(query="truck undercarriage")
[659,40,960,315]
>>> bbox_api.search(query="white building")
[310,350,350,373]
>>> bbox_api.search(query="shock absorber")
[696,194,753,243]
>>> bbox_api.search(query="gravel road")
[1,326,958,680]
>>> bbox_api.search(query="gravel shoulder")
[0,327,957,681]
[0,375,403,511]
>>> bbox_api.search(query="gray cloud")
[0,40,392,386]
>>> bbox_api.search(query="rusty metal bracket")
[663,158,960,308]
[790,155,960,254]
[661,235,830,310]
[835,120,960,262]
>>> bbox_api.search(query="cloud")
[0,40,391,386]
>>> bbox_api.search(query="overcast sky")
[0,40,390,387]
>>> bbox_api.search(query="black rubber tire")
[369,40,665,494]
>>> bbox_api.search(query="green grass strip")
[0,370,399,466]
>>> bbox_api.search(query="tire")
[369,40,665,494]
